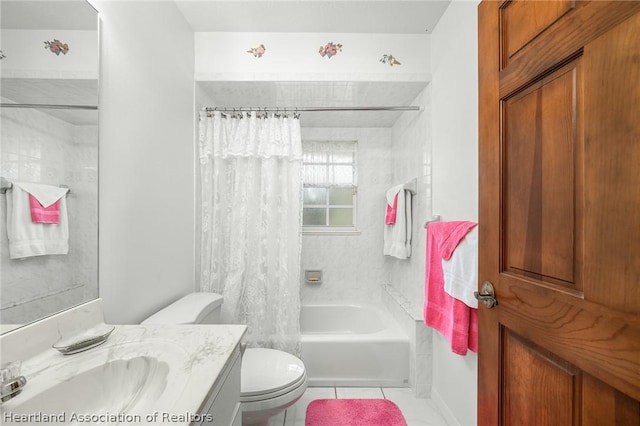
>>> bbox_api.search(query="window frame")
[301,140,358,234]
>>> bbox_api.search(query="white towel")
[12,181,68,207]
[6,184,69,259]
[442,226,478,308]
[385,184,403,206]
[384,189,412,259]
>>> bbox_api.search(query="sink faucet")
[1,361,26,402]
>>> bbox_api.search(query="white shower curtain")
[198,111,302,355]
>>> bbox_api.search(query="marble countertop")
[0,300,247,425]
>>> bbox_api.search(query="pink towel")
[424,221,478,355]
[29,194,60,224]
[385,193,399,224]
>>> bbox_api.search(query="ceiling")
[0,0,98,30]
[2,0,450,34]
[175,0,450,34]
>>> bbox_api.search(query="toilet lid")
[241,348,306,398]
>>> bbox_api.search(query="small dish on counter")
[52,324,115,355]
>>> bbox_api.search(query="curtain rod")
[0,103,98,110]
[205,106,423,113]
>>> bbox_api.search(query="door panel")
[583,374,640,426]
[582,12,640,313]
[497,279,639,399]
[502,331,580,425]
[478,1,640,424]
[500,0,574,66]
[504,62,578,286]
[497,1,640,98]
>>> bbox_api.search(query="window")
[302,140,357,232]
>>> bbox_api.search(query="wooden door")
[478,1,640,424]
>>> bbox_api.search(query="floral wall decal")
[319,42,342,58]
[247,44,266,58]
[44,39,69,56]
[380,54,401,66]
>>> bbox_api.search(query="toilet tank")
[141,292,223,325]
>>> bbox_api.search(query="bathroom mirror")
[0,0,99,333]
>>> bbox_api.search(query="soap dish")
[52,324,115,355]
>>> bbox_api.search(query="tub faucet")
[1,361,26,402]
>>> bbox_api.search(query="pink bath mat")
[305,399,408,426]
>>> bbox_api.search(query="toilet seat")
[240,371,307,403]
[240,348,306,402]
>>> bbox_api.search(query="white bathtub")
[300,304,410,387]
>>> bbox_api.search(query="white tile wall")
[374,87,435,398]
[383,283,433,398]
[0,106,98,326]
[300,127,392,306]
[386,87,432,310]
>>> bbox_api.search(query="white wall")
[94,1,196,324]
[1,29,98,79]
[195,32,429,82]
[429,1,480,425]
[432,1,480,221]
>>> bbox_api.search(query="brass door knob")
[474,281,498,309]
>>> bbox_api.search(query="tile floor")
[268,387,450,426]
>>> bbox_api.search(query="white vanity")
[0,299,246,425]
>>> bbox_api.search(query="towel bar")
[403,178,417,194]
[0,177,70,194]
[424,214,441,229]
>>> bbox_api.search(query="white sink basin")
[1,340,191,422]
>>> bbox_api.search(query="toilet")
[142,292,307,426]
